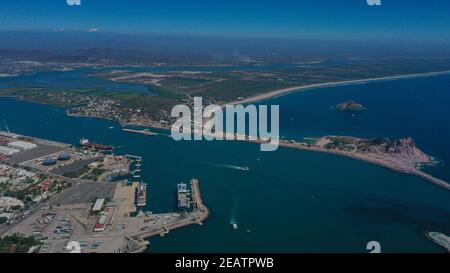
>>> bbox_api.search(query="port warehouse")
[92,198,105,212]
[0,139,37,155]
[0,146,19,156]
[93,207,116,232]
[0,131,100,178]
[8,140,37,151]
[0,131,70,165]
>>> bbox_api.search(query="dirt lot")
[49,182,116,205]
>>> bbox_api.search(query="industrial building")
[93,207,115,232]
[94,214,107,232]
[0,146,20,156]
[42,158,57,166]
[58,153,71,161]
[7,140,37,151]
[92,198,105,212]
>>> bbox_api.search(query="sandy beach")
[227,70,450,105]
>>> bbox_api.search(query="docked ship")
[108,170,129,182]
[79,138,113,151]
[136,182,147,207]
[177,183,191,211]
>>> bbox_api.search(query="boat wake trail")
[209,163,250,171]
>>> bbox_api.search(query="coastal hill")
[316,136,430,170]
[277,136,450,191]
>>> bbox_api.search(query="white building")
[0,212,14,221]
[92,198,105,212]
[8,141,37,151]
[0,197,24,213]
[0,146,20,156]
[0,177,9,184]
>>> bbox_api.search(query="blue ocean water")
[272,74,450,182]
[0,73,449,253]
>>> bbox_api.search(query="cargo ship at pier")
[79,138,113,151]
[136,182,147,207]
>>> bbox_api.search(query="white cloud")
[88,28,99,33]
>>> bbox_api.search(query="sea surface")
[0,72,449,252]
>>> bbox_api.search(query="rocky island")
[336,100,365,111]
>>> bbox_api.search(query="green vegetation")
[4,190,26,201]
[324,137,356,152]
[0,217,8,225]
[0,234,42,253]
[10,57,450,125]
[9,205,23,212]
[0,182,8,192]
[48,181,72,193]
[85,168,107,181]
[369,138,389,145]
[325,138,350,149]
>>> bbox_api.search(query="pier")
[130,179,209,251]
[125,154,142,160]
[122,128,158,136]
[190,179,209,222]
[426,232,450,252]
[160,226,170,237]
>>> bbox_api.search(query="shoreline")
[271,140,450,191]
[4,70,450,191]
[67,113,450,192]
[226,70,450,105]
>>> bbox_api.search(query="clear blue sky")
[0,0,449,41]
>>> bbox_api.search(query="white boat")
[230,219,238,230]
